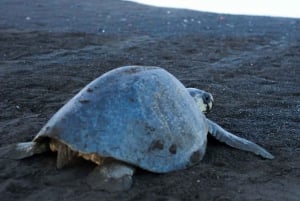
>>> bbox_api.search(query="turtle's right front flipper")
[206,119,274,159]
[0,142,49,160]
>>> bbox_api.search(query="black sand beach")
[0,0,299,200]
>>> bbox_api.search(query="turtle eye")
[203,93,212,104]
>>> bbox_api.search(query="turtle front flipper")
[0,142,49,160]
[86,159,135,192]
[206,119,274,159]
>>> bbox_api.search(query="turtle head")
[187,88,214,113]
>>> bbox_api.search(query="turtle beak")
[203,92,213,113]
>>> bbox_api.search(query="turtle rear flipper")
[0,142,49,160]
[51,140,77,169]
[206,119,274,159]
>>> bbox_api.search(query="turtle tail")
[206,119,274,159]
[0,142,49,160]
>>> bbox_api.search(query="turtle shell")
[34,66,208,173]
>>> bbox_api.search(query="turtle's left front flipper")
[86,160,135,192]
[206,119,274,159]
[0,142,49,160]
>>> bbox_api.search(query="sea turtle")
[0,66,274,191]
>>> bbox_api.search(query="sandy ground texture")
[0,0,300,200]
